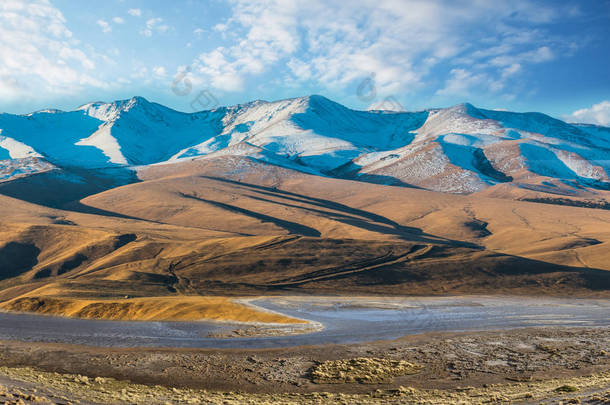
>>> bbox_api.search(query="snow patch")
[76,123,128,165]
[0,131,41,159]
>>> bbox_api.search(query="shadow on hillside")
[520,143,610,191]
[351,250,610,293]
[199,176,481,248]
[0,166,142,220]
[168,238,610,295]
[0,242,40,281]
[325,160,425,189]
[181,194,322,237]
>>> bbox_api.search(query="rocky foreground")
[1,365,609,404]
[0,327,608,404]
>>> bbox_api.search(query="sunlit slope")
[0,295,303,323]
[91,157,610,270]
[81,159,610,293]
[0,156,609,308]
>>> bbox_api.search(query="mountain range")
[1,95,609,199]
[1,95,610,311]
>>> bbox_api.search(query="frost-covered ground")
[0,95,608,193]
[0,157,55,182]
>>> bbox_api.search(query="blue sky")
[1,0,609,124]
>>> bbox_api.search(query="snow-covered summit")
[0,95,608,194]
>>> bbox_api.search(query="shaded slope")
[77,97,225,165]
[0,166,138,209]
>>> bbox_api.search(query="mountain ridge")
[1,95,609,198]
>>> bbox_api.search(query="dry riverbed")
[0,326,608,403]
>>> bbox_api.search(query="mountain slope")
[170,95,428,171]
[348,103,610,193]
[2,96,610,311]
[1,157,610,305]
[76,97,224,165]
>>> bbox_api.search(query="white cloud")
[526,46,555,63]
[437,61,528,97]
[96,19,111,33]
[0,76,20,98]
[565,101,610,126]
[0,0,105,102]
[131,66,148,79]
[502,63,522,78]
[490,46,555,67]
[128,8,141,17]
[59,47,95,70]
[195,48,244,91]
[141,17,170,37]
[287,58,311,81]
[112,17,125,24]
[436,69,490,97]
[193,27,204,38]
[212,23,228,32]
[152,66,166,77]
[187,0,569,96]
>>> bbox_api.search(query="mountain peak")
[77,96,150,109]
[109,96,154,111]
[300,94,353,114]
[443,102,487,120]
[306,94,332,103]
[76,96,155,121]
[450,102,476,112]
[125,96,151,106]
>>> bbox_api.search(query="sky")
[0,0,609,125]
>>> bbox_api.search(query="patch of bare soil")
[206,322,323,338]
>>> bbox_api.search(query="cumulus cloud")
[113,17,125,24]
[565,101,610,126]
[152,66,166,77]
[0,0,104,102]
[212,23,228,32]
[97,19,111,33]
[128,8,141,17]
[184,0,573,98]
[141,17,170,37]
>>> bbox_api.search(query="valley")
[1,95,610,404]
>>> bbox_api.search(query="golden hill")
[1,156,609,320]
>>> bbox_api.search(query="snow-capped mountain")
[0,95,609,195]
